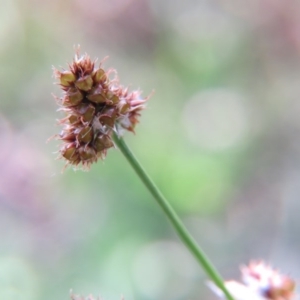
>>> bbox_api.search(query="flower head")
[209,261,296,300]
[52,48,149,169]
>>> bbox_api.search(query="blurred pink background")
[0,0,300,299]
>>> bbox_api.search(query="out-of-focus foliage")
[0,0,300,299]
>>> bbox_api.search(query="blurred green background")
[1,0,300,299]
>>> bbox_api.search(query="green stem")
[113,133,234,300]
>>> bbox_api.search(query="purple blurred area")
[0,0,300,299]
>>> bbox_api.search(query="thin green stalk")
[113,133,234,300]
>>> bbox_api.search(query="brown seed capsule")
[86,87,106,103]
[118,99,130,114]
[99,115,115,128]
[65,88,84,106]
[92,68,106,83]
[60,130,76,142]
[62,94,82,107]
[69,115,79,124]
[78,146,96,161]
[101,107,117,118]
[105,91,119,104]
[62,144,79,162]
[77,126,94,144]
[94,134,114,152]
[75,75,93,91]
[110,95,119,105]
[77,103,96,123]
[59,71,76,87]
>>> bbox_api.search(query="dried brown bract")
[52,49,149,169]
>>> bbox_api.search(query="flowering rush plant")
[52,49,297,300]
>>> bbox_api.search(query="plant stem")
[113,133,234,300]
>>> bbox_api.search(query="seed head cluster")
[53,50,148,169]
[210,261,296,300]
[240,261,296,300]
